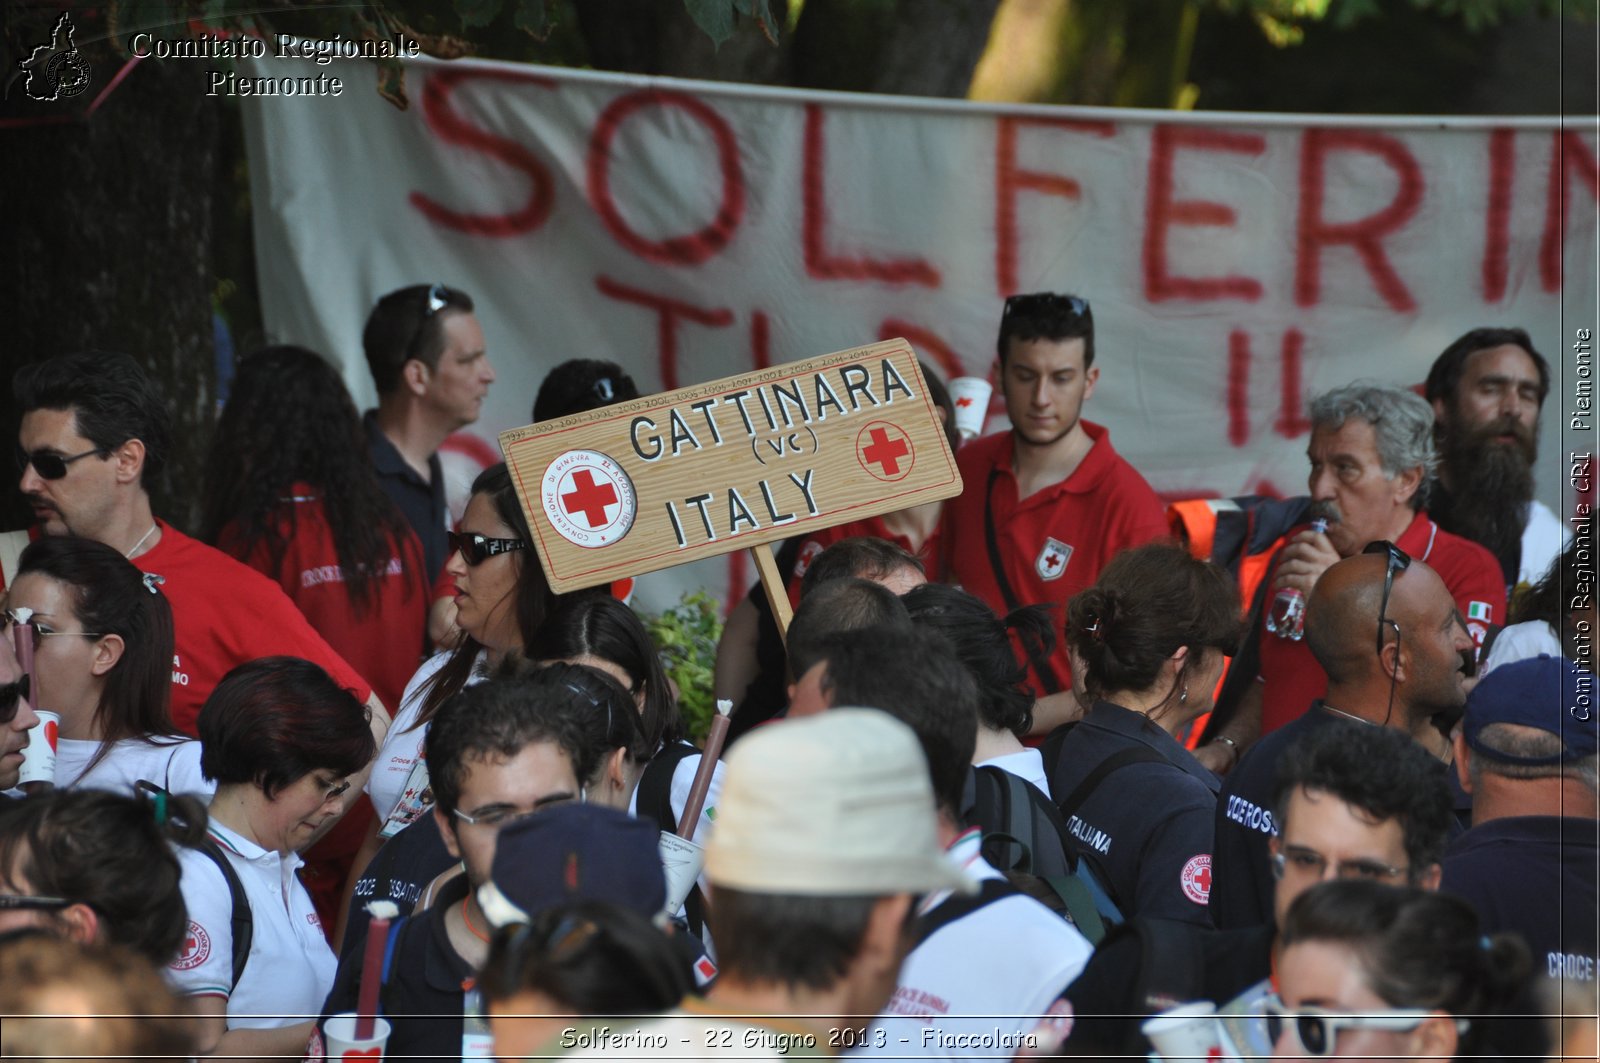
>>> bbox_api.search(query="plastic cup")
[17,710,58,789]
[658,831,705,917]
[947,377,993,441]
[322,1012,392,1061]
[1141,1000,1229,1061]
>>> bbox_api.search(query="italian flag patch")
[1467,601,1493,622]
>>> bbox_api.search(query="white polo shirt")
[56,736,211,797]
[855,831,1093,1059]
[368,650,494,821]
[168,820,335,1028]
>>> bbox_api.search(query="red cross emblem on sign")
[857,422,914,481]
[561,469,618,528]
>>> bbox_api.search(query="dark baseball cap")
[477,804,667,929]
[1464,655,1598,766]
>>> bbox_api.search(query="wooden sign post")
[500,338,963,631]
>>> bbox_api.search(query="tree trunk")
[0,36,218,534]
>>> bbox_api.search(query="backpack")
[634,741,708,937]
[961,761,1126,944]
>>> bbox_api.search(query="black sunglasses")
[1002,293,1092,320]
[1363,540,1412,725]
[17,445,106,481]
[0,674,31,726]
[449,530,527,567]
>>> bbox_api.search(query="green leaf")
[513,0,555,40]
[683,0,737,48]
[455,0,502,30]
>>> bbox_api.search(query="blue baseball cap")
[478,803,667,929]
[1464,655,1598,766]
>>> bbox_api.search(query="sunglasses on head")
[1002,293,1091,320]
[1263,995,1463,1056]
[0,674,31,726]
[0,894,73,912]
[449,530,527,567]
[405,283,453,364]
[17,445,106,481]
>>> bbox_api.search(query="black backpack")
[960,763,1126,944]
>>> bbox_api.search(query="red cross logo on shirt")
[856,422,914,482]
[1181,854,1212,905]
[1044,551,1063,570]
[561,469,618,528]
[1035,538,1073,582]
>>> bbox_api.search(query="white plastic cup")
[322,1012,392,1060]
[17,710,59,789]
[658,831,706,917]
[1141,1000,1230,1062]
[947,377,993,441]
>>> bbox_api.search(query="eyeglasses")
[452,791,580,829]
[316,776,352,806]
[4,608,104,653]
[0,894,72,912]
[1271,846,1407,883]
[1262,994,1462,1056]
[0,674,31,726]
[449,530,527,566]
[17,445,106,481]
[1363,540,1411,726]
[1002,293,1092,320]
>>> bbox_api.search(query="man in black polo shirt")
[1062,724,1453,1056]
[1443,655,1598,984]
[1208,549,1474,929]
[361,283,495,581]
[316,674,593,1063]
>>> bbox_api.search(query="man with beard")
[1198,385,1503,770]
[945,293,1167,728]
[1425,328,1568,595]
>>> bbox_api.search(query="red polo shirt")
[946,422,1168,695]
[1257,510,1505,735]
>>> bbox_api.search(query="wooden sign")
[500,338,962,593]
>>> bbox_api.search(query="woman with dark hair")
[1485,512,1596,673]
[1045,542,1240,925]
[0,787,207,967]
[527,596,723,841]
[366,462,558,830]
[4,537,201,794]
[1271,880,1536,1061]
[903,582,1054,793]
[201,345,430,714]
[172,656,376,1061]
[482,900,691,1059]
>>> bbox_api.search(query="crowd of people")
[0,284,1593,1062]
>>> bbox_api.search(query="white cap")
[706,709,977,897]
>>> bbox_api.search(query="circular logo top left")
[541,450,638,549]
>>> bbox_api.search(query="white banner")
[240,52,1598,611]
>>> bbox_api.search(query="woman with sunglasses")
[1047,542,1241,926]
[366,462,559,833]
[1270,879,1535,1061]
[201,345,430,717]
[170,656,376,1062]
[4,537,206,796]
[0,787,206,968]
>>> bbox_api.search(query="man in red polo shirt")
[1200,383,1503,773]
[13,353,384,738]
[945,293,1167,728]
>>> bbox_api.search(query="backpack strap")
[1054,745,1165,823]
[983,468,1064,693]
[193,833,253,993]
[912,878,1014,949]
